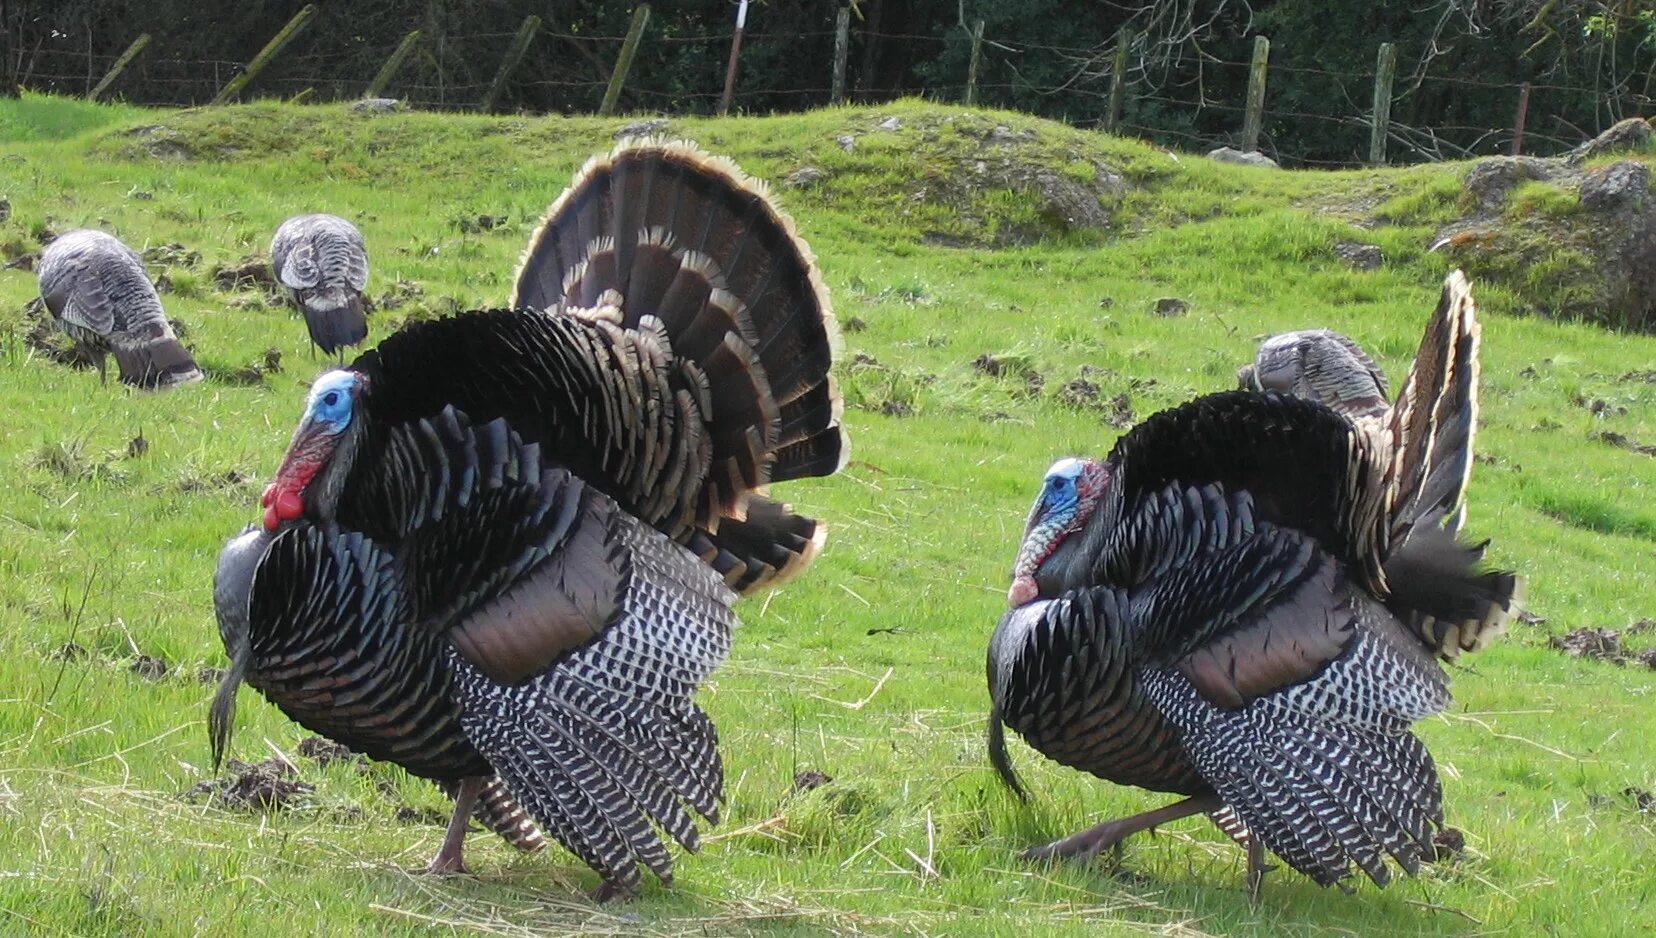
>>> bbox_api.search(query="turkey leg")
[424,776,483,874]
[1020,794,1223,861]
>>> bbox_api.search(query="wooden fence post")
[964,19,985,106]
[365,30,422,99]
[211,5,318,105]
[1512,81,1532,156]
[1241,35,1270,152]
[718,0,749,116]
[88,33,150,101]
[1105,28,1133,133]
[600,4,652,117]
[481,15,541,113]
[830,5,851,104]
[1368,42,1397,165]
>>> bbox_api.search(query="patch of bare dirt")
[1057,377,1101,410]
[1425,826,1465,863]
[213,254,277,291]
[1550,621,1656,667]
[186,758,313,811]
[790,770,833,797]
[296,736,357,767]
[1592,430,1656,457]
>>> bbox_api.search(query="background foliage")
[7,1,1655,166]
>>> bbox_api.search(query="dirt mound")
[187,758,313,811]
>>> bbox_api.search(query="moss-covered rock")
[1434,153,1656,332]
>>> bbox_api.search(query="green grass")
[2,92,1655,937]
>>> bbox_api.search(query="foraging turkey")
[213,141,846,897]
[1236,328,1390,422]
[987,271,1518,897]
[36,229,202,389]
[270,213,370,357]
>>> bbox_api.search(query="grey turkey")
[1237,328,1390,422]
[36,229,202,389]
[270,213,370,357]
[987,271,1519,897]
[212,140,847,898]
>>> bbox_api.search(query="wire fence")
[14,13,1649,170]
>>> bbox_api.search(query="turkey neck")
[1034,482,1124,597]
[301,403,369,525]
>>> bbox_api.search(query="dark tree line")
[6,1,1654,165]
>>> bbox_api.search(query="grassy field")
[1,93,1653,937]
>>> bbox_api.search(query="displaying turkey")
[212,140,847,898]
[987,271,1519,897]
[270,213,370,358]
[36,229,203,389]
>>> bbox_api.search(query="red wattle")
[261,484,306,531]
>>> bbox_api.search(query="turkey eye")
[323,392,340,407]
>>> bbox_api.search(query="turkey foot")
[419,776,483,875]
[1021,795,1223,862]
[590,879,639,903]
[1244,833,1278,905]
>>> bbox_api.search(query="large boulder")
[1434,154,1656,332]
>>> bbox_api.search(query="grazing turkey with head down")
[987,271,1518,898]
[213,141,846,898]
[270,213,371,358]
[36,229,202,389]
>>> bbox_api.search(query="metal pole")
[718,0,749,116]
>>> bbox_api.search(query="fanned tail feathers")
[1381,271,1520,657]
[511,140,847,590]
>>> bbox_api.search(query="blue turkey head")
[261,370,368,531]
[1009,456,1111,606]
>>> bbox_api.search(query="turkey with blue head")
[212,140,847,899]
[987,271,1518,898]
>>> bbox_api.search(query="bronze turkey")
[988,271,1518,896]
[212,141,846,898]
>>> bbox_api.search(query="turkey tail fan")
[301,288,368,355]
[1387,270,1480,539]
[511,140,840,422]
[684,495,828,594]
[110,331,203,389]
[1382,513,1521,658]
[512,139,846,582]
[1380,270,1519,657]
